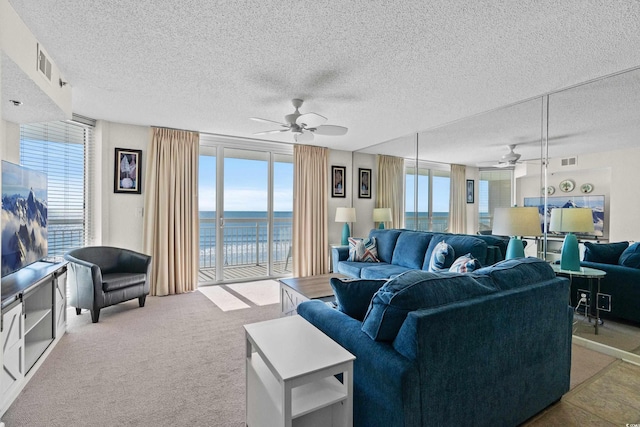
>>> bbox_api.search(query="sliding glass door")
[198,142,292,284]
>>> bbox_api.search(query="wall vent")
[36,43,52,83]
[560,157,577,167]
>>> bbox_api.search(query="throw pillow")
[348,237,379,262]
[619,242,640,269]
[361,270,495,342]
[584,241,629,264]
[428,241,455,272]
[449,253,481,273]
[329,277,388,321]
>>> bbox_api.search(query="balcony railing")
[405,215,449,232]
[199,216,292,280]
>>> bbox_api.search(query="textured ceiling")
[5,0,640,164]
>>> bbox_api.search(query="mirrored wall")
[355,66,640,357]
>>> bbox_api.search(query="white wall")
[97,121,149,252]
[327,149,354,245]
[352,152,376,237]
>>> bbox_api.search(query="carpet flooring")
[0,282,635,426]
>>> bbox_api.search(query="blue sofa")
[298,258,572,427]
[577,241,640,324]
[333,229,507,279]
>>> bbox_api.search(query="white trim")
[572,335,640,366]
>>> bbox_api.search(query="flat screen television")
[523,194,605,237]
[1,161,48,277]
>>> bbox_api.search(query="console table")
[279,274,344,316]
[0,261,67,416]
[244,315,355,427]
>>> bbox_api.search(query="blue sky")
[405,174,450,213]
[199,155,293,212]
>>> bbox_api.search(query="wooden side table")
[279,273,345,316]
[551,264,606,334]
[244,315,355,427]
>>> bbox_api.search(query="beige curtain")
[448,164,467,233]
[293,145,329,277]
[376,155,404,228]
[143,127,200,296]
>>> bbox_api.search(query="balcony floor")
[198,260,291,283]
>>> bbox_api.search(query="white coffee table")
[244,315,355,427]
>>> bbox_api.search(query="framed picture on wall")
[332,165,346,198]
[358,168,372,198]
[466,179,474,204]
[114,148,142,194]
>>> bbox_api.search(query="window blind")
[20,120,94,259]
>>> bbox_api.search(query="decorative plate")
[581,183,594,194]
[542,186,555,195]
[559,179,575,193]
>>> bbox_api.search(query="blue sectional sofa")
[298,258,572,427]
[333,228,507,279]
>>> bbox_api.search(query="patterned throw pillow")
[348,237,380,262]
[428,241,455,272]
[449,253,481,273]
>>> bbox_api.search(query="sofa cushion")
[348,237,379,262]
[360,264,413,279]
[337,261,368,278]
[330,277,387,321]
[472,257,555,291]
[449,254,481,273]
[619,242,640,269]
[423,234,488,269]
[361,270,495,341]
[584,241,629,264]
[368,229,402,263]
[102,273,147,292]
[427,241,455,272]
[391,231,433,269]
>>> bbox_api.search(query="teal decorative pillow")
[348,237,379,262]
[619,242,640,269]
[449,253,481,273]
[361,270,495,341]
[584,241,628,264]
[428,241,455,272]
[329,277,387,321]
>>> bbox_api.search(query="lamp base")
[505,237,525,259]
[341,223,351,246]
[378,223,385,229]
[560,233,581,271]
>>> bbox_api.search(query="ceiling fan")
[477,144,524,168]
[250,99,348,142]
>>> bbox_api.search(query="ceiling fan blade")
[250,117,289,127]
[294,132,314,143]
[313,125,348,136]
[296,113,327,129]
[253,129,290,135]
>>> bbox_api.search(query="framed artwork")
[332,165,346,198]
[114,148,142,194]
[466,179,474,204]
[358,168,372,199]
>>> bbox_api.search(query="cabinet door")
[55,270,67,336]
[0,303,24,403]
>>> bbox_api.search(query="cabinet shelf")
[25,338,53,372]
[24,308,52,335]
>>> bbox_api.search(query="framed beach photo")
[466,179,474,204]
[114,148,142,194]
[332,165,346,198]
[358,168,372,199]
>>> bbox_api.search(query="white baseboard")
[573,335,640,366]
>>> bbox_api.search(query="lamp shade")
[549,208,594,271]
[373,208,392,222]
[492,207,541,237]
[335,207,356,223]
[549,208,595,233]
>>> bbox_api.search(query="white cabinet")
[0,261,66,417]
[0,303,24,410]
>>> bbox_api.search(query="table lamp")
[549,208,594,271]
[373,208,392,229]
[492,207,542,259]
[335,207,356,245]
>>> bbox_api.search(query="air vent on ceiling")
[561,157,577,167]
[36,43,52,83]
